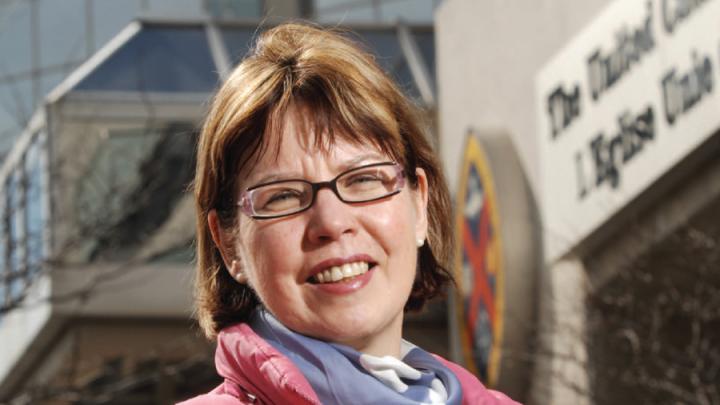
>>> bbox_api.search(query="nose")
[304,187,357,244]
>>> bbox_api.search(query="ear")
[208,210,247,283]
[413,168,429,244]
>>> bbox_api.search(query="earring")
[230,260,247,283]
[416,238,425,247]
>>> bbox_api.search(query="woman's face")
[221,119,428,357]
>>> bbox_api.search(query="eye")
[254,184,307,213]
[342,166,394,187]
[340,166,396,195]
[343,172,386,190]
[267,189,301,204]
[348,173,383,185]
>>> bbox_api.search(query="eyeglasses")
[238,162,405,219]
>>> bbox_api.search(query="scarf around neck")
[249,309,462,405]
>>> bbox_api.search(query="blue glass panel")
[206,0,261,19]
[314,0,350,8]
[41,71,69,99]
[392,58,419,100]
[315,7,376,23]
[0,111,23,158]
[0,1,32,76]
[221,27,256,67]
[379,0,435,23]
[352,28,436,102]
[39,0,86,68]
[25,137,44,273]
[0,181,7,309]
[74,25,218,93]
[92,0,138,52]
[352,30,419,97]
[0,79,34,132]
[6,171,23,300]
[352,30,402,75]
[315,0,436,23]
[411,29,436,85]
[147,0,205,18]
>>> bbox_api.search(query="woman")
[181,23,519,405]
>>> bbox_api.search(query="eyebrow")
[247,152,388,187]
[337,152,387,172]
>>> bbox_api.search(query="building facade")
[0,2,443,401]
[437,0,720,404]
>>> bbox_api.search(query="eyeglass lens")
[248,163,402,218]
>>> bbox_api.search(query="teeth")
[331,267,343,282]
[314,261,370,284]
[342,263,354,277]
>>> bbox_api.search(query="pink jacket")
[178,323,521,404]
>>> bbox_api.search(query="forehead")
[238,113,390,184]
[257,132,385,168]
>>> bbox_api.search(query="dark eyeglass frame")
[237,162,405,219]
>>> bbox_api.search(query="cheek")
[367,195,419,257]
[241,221,306,284]
[385,193,419,235]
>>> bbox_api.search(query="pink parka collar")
[215,323,321,404]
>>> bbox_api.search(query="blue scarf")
[250,309,462,405]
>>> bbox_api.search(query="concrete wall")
[436,2,720,404]
[434,2,612,403]
[435,0,610,196]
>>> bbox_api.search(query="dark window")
[75,128,163,230]
[74,124,196,261]
[220,27,256,66]
[354,29,436,102]
[74,25,218,93]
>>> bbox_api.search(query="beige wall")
[434,2,612,403]
[435,0,610,197]
[436,3,720,404]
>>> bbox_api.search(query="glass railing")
[0,130,46,315]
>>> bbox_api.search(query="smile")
[313,261,370,284]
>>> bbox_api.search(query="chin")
[324,320,376,341]
[327,313,400,346]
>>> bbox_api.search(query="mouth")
[309,261,376,284]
